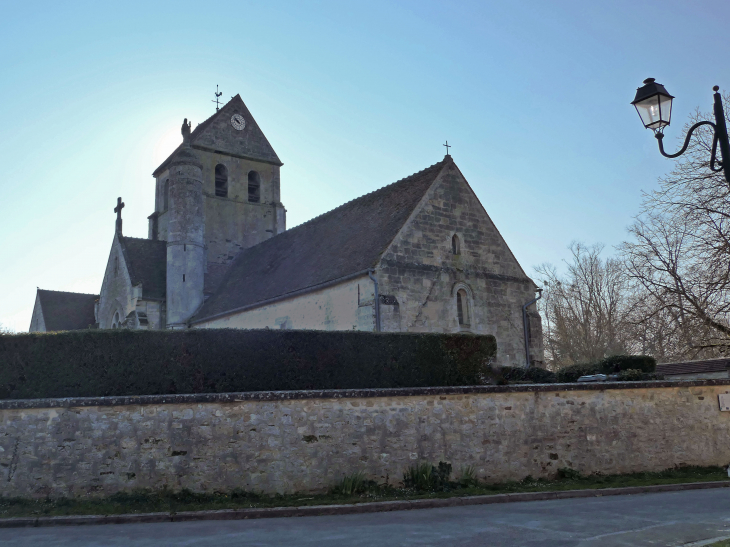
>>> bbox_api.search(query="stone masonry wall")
[377,160,543,367]
[1,381,729,499]
[97,235,137,329]
[195,275,376,331]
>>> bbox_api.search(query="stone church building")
[30,94,543,367]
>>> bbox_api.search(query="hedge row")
[555,355,657,383]
[0,329,497,400]
[495,355,658,384]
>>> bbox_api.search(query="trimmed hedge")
[555,355,657,383]
[600,355,656,374]
[495,365,557,384]
[0,329,497,400]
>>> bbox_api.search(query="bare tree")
[620,96,730,358]
[535,242,634,369]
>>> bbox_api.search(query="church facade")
[30,94,543,367]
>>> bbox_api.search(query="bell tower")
[150,94,286,299]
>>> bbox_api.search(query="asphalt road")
[2,489,730,546]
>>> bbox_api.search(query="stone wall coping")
[2,379,730,410]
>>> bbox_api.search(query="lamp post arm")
[709,131,723,172]
[655,121,715,158]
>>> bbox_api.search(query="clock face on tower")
[230,113,246,131]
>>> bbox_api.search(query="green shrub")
[617,368,643,381]
[617,369,665,382]
[600,355,656,373]
[497,365,556,384]
[331,472,377,495]
[555,362,604,383]
[555,355,657,383]
[557,467,582,480]
[458,466,479,488]
[403,461,453,491]
[0,329,497,399]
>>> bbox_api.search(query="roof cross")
[114,197,125,235]
[443,140,451,156]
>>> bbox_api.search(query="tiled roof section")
[656,358,730,376]
[37,289,97,331]
[204,262,232,296]
[119,237,167,300]
[152,94,281,176]
[193,158,450,322]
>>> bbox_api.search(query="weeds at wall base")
[0,465,725,520]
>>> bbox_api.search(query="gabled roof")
[152,94,281,177]
[36,289,97,331]
[119,236,167,300]
[192,157,451,323]
[656,358,730,376]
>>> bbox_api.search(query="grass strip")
[0,465,726,520]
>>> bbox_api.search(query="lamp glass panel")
[635,95,665,129]
[658,94,673,126]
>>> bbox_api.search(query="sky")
[1,0,729,332]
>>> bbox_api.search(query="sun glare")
[153,125,183,166]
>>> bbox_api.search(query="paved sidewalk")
[2,488,730,546]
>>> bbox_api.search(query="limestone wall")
[96,235,137,329]
[1,381,729,499]
[195,275,376,331]
[376,162,542,367]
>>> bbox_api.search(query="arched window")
[114,256,119,277]
[248,171,261,203]
[452,234,461,255]
[112,311,120,329]
[457,289,470,327]
[163,179,169,211]
[215,164,228,197]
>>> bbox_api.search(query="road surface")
[2,488,730,546]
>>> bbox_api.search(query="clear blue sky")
[1,0,728,332]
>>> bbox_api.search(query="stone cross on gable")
[114,197,125,235]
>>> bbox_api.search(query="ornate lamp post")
[631,78,730,183]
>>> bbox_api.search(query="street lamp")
[631,78,730,183]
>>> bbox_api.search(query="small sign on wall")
[719,393,730,411]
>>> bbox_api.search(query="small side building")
[29,289,98,332]
[656,358,730,380]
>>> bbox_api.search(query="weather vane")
[443,140,451,155]
[212,85,223,112]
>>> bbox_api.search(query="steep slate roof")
[152,94,281,177]
[656,358,730,376]
[119,236,167,300]
[36,289,97,331]
[193,157,451,323]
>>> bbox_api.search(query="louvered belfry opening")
[215,164,228,197]
[248,171,261,203]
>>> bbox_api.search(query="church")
[29,94,543,367]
